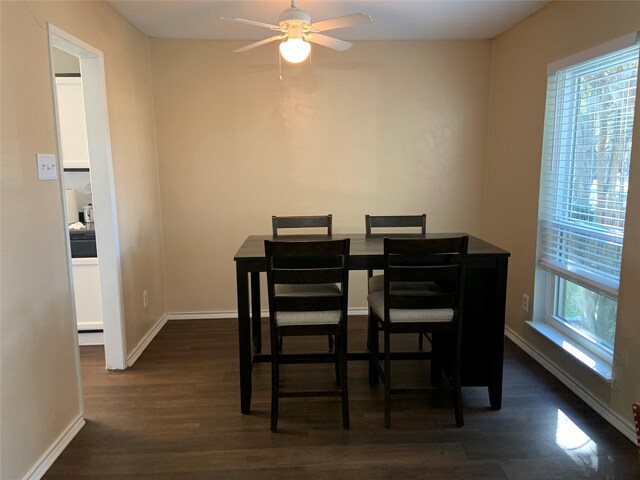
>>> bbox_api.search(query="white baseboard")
[128,308,368,367]
[505,325,637,444]
[78,331,104,346]
[127,314,168,367]
[166,307,369,321]
[166,311,240,320]
[25,414,85,480]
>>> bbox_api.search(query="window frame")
[544,273,614,366]
[534,33,639,369]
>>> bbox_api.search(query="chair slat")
[272,256,345,269]
[365,214,426,236]
[386,237,466,255]
[273,268,344,285]
[388,265,459,284]
[275,296,343,312]
[272,215,332,235]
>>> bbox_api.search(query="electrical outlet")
[522,293,529,313]
[143,290,149,308]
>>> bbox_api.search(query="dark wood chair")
[272,214,337,351]
[365,214,430,349]
[265,239,350,432]
[368,236,468,428]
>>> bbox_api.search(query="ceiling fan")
[221,0,372,64]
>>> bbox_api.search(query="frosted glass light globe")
[279,38,311,63]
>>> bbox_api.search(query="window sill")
[526,321,613,385]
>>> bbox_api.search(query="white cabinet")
[55,76,90,169]
[72,257,103,331]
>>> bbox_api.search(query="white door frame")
[48,24,127,370]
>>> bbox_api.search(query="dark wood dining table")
[234,233,510,415]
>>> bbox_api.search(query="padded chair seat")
[368,275,439,294]
[367,291,453,323]
[275,283,341,296]
[276,310,342,326]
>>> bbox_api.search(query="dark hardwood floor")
[45,318,639,479]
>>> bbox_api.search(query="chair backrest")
[272,215,333,236]
[365,214,426,236]
[383,236,468,319]
[265,239,350,315]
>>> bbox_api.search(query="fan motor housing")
[278,7,311,26]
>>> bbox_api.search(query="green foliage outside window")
[558,279,617,351]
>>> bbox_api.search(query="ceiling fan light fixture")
[279,38,311,64]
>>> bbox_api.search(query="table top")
[234,233,510,261]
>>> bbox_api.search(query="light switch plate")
[36,153,57,180]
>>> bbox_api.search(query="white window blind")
[538,42,639,299]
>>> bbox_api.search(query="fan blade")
[233,35,284,53]
[220,17,281,31]
[311,13,372,32]
[307,33,352,52]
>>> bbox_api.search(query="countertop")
[69,224,95,236]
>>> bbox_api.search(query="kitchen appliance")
[70,230,97,258]
[65,189,79,224]
[83,204,94,223]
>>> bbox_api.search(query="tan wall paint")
[0,2,165,478]
[150,39,492,312]
[484,0,640,429]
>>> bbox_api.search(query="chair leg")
[384,329,391,428]
[271,371,279,432]
[430,334,442,385]
[418,331,424,350]
[328,334,334,352]
[368,313,379,385]
[452,342,464,427]
[339,331,350,430]
[453,381,463,427]
[271,331,280,433]
[366,305,372,350]
[334,339,341,385]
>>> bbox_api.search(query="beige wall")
[0,2,165,478]
[150,39,492,312]
[484,0,640,432]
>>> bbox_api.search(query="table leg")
[251,272,262,354]
[236,263,252,414]
[489,257,508,410]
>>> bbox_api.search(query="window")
[536,34,639,364]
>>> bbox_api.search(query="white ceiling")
[107,0,549,41]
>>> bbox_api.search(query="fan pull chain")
[279,50,283,80]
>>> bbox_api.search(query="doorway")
[49,25,127,370]
[53,48,104,347]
